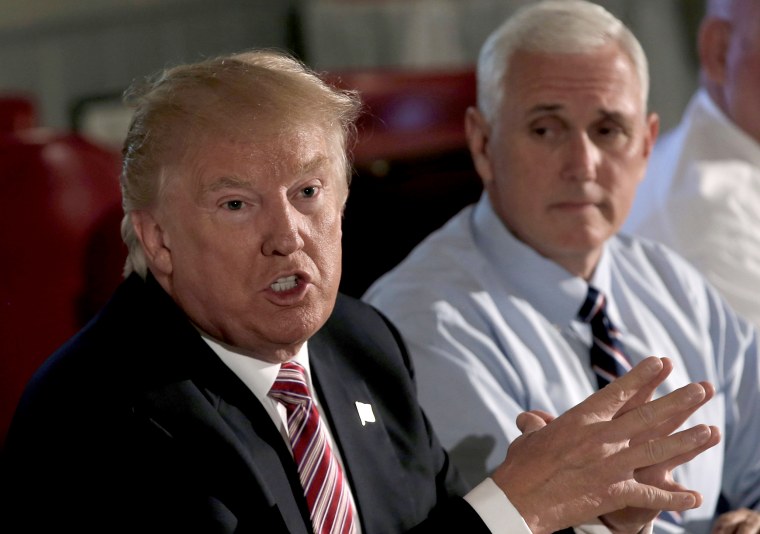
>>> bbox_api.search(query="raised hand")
[490,357,721,534]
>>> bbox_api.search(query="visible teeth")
[271,275,298,292]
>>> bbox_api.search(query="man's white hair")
[476,0,650,123]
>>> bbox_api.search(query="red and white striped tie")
[269,361,356,534]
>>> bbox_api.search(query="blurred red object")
[324,67,476,165]
[0,127,125,446]
[0,95,37,133]
[322,68,483,297]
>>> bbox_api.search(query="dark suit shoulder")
[24,273,202,391]
[322,293,416,376]
[1,273,292,532]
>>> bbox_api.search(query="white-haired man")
[365,1,760,533]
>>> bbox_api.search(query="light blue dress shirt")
[363,194,760,534]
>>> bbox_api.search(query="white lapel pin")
[355,401,376,426]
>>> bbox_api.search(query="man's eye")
[224,200,244,210]
[596,121,626,138]
[530,119,562,139]
[302,186,317,198]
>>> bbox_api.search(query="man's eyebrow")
[299,154,329,174]
[200,155,331,193]
[203,176,253,193]
[597,110,630,124]
[526,104,563,118]
[525,105,631,124]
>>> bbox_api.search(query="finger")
[634,473,690,494]
[529,409,555,423]
[568,356,665,419]
[608,381,708,442]
[637,425,721,475]
[633,425,720,492]
[622,424,717,473]
[516,411,551,434]
[629,381,716,446]
[615,357,673,419]
[621,482,699,513]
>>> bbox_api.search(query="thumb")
[516,410,554,434]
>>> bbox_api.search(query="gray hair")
[476,0,650,123]
[119,49,361,278]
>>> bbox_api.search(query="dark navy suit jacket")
[1,273,487,533]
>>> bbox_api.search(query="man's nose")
[261,200,305,257]
[561,132,599,182]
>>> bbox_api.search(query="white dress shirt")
[625,89,760,329]
[364,194,760,534]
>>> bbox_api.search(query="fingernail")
[676,493,697,508]
[685,383,705,401]
[693,425,710,443]
[643,357,662,374]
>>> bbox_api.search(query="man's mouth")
[271,275,298,292]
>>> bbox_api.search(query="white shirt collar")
[471,194,615,326]
[199,335,312,408]
[198,335,363,532]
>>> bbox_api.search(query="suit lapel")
[308,330,415,533]
[213,390,313,533]
[198,346,317,534]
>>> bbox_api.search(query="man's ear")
[465,106,495,186]
[698,17,731,85]
[130,210,173,276]
[643,112,660,159]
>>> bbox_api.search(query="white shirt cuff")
[463,477,531,534]
[463,477,654,534]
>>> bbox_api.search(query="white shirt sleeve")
[464,477,532,534]
[464,477,654,534]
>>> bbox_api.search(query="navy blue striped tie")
[577,286,632,389]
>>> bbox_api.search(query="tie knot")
[578,286,606,323]
[269,361,312,407]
